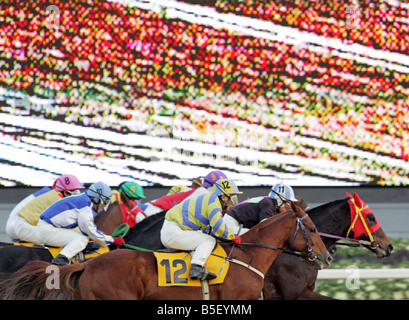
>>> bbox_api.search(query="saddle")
[12,240,110,263]
[153,243,229,287]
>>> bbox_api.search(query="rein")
[112,223,154,252]
[238,242,312,258]
[232,212,317,265]
[318,232,372,247]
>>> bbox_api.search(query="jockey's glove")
[233,234,242,245]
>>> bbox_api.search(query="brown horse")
[0,203,331,300]
[94,202,126,235]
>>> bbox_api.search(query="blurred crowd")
[183,0,409,55]
[1,0,409,185]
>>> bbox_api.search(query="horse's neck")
[95,202,123,234]
[308,199,350,247]
[238,212,295,275]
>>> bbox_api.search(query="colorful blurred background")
[1,0,409,187]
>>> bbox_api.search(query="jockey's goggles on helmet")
[100,195,111,206]
[230,195,239,206]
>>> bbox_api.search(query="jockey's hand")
[113,237,125,246]
[233,234,241,245]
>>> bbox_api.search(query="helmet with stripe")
[86,182,113,205]
[53,174,84,194]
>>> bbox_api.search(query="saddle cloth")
[154,244,229,287]
[12,241,110,263]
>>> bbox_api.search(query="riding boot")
[51,254,71,265]
[189,264,217,281]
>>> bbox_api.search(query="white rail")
[318,268,409,279]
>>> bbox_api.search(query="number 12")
[160,259,188,284]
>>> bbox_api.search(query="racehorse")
[0,203,332,300]
[0,206,166,274]
[263,192,393,299]
[113,192,393,300]
[94,201,134,235]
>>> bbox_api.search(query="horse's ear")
[353,192,363,208]
[346,192,353,199]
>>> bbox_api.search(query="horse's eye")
[367,214,376,223]
[310,228,316,234]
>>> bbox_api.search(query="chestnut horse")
[0,203,331,300]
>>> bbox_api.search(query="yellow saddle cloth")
[12,241,109,263]
[154,244,229,287]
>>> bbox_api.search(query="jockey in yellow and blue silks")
[160,178,243,281]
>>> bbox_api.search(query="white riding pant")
[160,220,216,267]
[14,215,41,244]
[223,214,249,235]
[6,194,35,240]
[37,220,89,259]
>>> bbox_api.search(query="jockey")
[160,178,242,281]
[202,170,227,188]
[224,183,300,235]
[14,174,84,244]
[111,181,147,227]
[112,181,146,203]
[37,182,125,265]
[143,170,229,216]
[6,185,52,240]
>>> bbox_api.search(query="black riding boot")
[51,254,70,265]
[189,264,217,281]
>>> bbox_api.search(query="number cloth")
[154,244,229,286]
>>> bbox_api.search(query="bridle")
[289,213,317,262]
[319,197,379,250]
[237,210,318,262]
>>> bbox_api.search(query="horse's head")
[288,202,332,270]
[346,192,393,258]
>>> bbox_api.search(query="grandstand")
[0,0,408,186]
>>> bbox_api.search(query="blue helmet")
[86,182,113,205]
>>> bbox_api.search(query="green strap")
[112,223,130,238]
[112,223,154,253]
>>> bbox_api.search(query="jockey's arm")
[77,209,114,246]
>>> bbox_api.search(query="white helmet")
[268,183,298,208]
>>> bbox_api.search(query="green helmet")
[119,181,146,199]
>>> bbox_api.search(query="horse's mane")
[239,210,294,243]
[307,198,349,218]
